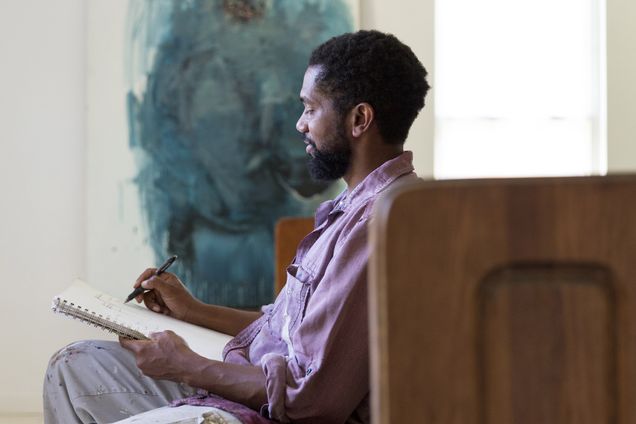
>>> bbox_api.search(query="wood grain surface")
[274,216,314,295]
[369,176,636,424]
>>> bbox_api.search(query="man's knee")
[44,340,135,423]
[45,340,128,387]
[48,340,120,367]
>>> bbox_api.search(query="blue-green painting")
[125,0,353,307]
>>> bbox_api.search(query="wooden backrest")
[369,176,636,424]
[274,216,314,295]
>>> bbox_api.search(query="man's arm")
[120,269,268,410]
[131,268,262,336]
[120,331,267,410]
[259,216,371,422]
[184,300,262,336]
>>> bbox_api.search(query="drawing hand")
[132,268,199,322]
[119,330,199,381]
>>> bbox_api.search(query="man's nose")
[296,115,308,133]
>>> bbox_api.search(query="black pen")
[124,255,178,303]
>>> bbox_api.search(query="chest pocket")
[280,264,313,359]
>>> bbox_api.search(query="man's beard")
[305,130,352,181]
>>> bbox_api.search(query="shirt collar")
[314,151,415,223]
[332,150,415,213]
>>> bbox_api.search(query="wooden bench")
[274,216,314,295]
[369,176,636,424]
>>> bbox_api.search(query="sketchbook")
[52,279,233,361]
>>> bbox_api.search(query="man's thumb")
[141,276,173,293]
[140,278,153,290]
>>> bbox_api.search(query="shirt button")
[306,367,313,376]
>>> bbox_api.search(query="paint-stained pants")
[43,340,237,424]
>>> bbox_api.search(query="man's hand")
[132,267,262,336]
[133,268,199,322]
[122,332,268,411]
[119,331,199,382]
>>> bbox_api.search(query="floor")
[0,414,43,424]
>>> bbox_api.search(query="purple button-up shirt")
[223,151,416,423]
[174,152,415,423]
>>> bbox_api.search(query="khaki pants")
[43,340,240,424]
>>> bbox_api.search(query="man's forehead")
[299,65,325,103]
[303,65,322,83]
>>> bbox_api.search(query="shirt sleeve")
[260,216,370,423]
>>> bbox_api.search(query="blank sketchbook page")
[53,279,233,361]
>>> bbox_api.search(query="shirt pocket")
[284,264,313,333]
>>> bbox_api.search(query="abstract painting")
[87,0,356,308]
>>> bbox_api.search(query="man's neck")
[343,143,404,191]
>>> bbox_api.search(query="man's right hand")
[132,269,262,336]
[133,268,199,322]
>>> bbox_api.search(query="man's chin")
[308,171,339,182]
[307,158,346,181]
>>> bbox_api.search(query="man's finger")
[140,277,155,290]
[142,277,172,308]
[142,291,164,313]
[135,268,158,287]
[148,331,167,340]
[119,336,146,353]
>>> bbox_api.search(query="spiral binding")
[53,299,148,340]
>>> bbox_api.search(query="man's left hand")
[119,330,198,381]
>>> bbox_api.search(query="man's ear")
[349,102,375,138]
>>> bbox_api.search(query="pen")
[124,255,178,303]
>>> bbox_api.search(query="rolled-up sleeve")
[260,217,370,423]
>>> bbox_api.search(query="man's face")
[296,66,352,181]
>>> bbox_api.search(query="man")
[44,30,429,423]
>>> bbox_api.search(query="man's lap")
[44,340,241,423]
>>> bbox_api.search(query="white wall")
[0,0,634,415]
[607,0,636,172]
[0,0,104,413]
[361,0,436,178]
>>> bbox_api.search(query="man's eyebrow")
[300,95,316,104]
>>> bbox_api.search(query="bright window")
[434,0,606,179]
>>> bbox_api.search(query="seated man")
[44,30,429,424]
